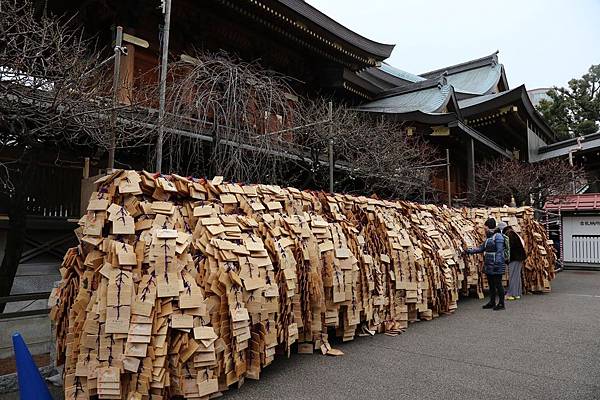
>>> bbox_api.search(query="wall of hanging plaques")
[50,170,555,399]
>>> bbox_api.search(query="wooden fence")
[0,163,83,218]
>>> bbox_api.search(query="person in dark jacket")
[466,217,506,310]
[502,224,526,300]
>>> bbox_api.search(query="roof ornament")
[491,50,499,66]
[437,72,448,88]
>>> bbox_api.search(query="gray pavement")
[2,270,599,400]
[223,270,600,400]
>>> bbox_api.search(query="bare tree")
[0,0,154,306]
[0,1,154,156]
[470,158,588,208]
[297,100,441,199]
[153,54,439,198]
[155,51,302,183]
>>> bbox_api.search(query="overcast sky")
[306,0,600,89]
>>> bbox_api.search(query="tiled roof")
[354,52,505,98]
[277,0,395,59]
[419,51,504,95]
[544,194,600,212]
[442,63,503,95]
[357,81,452,114]
[420,51,499,78]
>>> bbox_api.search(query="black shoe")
[482,303,495,309]
[493,304,505,311]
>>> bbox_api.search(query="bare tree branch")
[469,158,589,208]
[148,51,300,183]
[296,99,442,199]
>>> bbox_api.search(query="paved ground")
[223,270,600,400]
[2,270,599,400]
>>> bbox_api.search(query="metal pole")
[108,26,123,172]
[328,101,334,193]
[156,0,172,173]
[558,209,564,268]
[446,148,452,207]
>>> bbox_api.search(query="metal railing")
[0,292,51,320]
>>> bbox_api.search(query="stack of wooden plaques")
[51,171,556,399]
[466,207,555,293]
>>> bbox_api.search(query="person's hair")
[484,217,496,229]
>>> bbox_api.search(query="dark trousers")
[486,274,505,306]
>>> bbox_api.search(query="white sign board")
[562,215,600,264]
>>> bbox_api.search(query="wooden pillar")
[328,101,334,193]
[467,138,475,193]
[118,43,136,105]
[83,157,90,179]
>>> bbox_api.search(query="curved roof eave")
[356,109,458,125]
[277,0,395,59]
[459,84,557,142]
[426,84,459,115]
[356,68,405,91]
[443,86,463,120]
[343,68,386,95]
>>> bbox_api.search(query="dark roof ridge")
[376,74,449,99]
[356,68,405,91]
[276,0,395,59]
[538,132,600,154]
[420,51,499,78]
